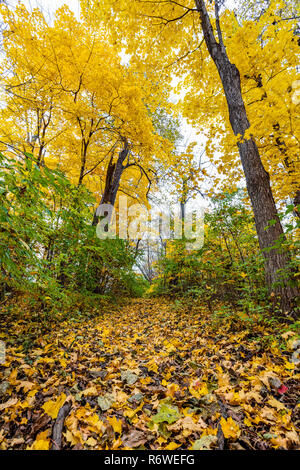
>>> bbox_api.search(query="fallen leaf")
[220,417,241,440]
[42,393,66,419]
[0,398,18,411]
[122,430,147,448]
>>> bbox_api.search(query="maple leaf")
[121,370,139,385]
[64,429,83,446]
[268,397,287,411]
[27,430,51,450]
[97,393,115,411]
[152,403,182,424]
[16,381,36,393]
[189,381,209,399]
[220,417,241,440]
[86,437,98,447]
[165,442,180,450]
[107,416,122,434]
[42,393,67,419]
[0,398,18,411]
[191,435,218,450]
[169,416,207,433]
[82,386,98,396]
[122,430,147,448]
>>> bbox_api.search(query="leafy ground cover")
[0,298,299,450]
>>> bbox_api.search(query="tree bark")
[282,152,300,219]
[273,125,299,218]
[195,0,299,316]
[51,398,72,450]
[92,139,130,226]
[294,190,300,218]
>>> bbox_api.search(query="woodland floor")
[0,298,299,450]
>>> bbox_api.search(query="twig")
[217,397,228,450]
[217,423,225,450]
[51,397,72,450]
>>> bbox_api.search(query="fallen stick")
[217,398,229,450]
[217,423,225,450]
[51,397,72,450]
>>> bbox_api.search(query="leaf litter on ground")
[0,298,299,450]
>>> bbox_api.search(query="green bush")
[0,152,145,311]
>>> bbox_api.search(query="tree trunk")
[273,125,300,218]
[283,155,300,219]
[195,0,299,316]
[92,139,129,226]
[78,140,89,186]
[294,190,300,218]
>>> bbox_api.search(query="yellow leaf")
[165,442,180,450]
[107,415,122,434]
[86,437,97,447]
[244,417,252,427]
[0,398,18,411]
[16,381,35,393]
[166,383,179,397]
[8,369,18,384]
[59,358,68,368]
[285,361,295,370]
[64,429,83,446]
[220,417,241,440]
[189,381,208,398]
[27,430,50,450]
[112,438,122,449]
[42,393,67,419]
[124,403,143,419]
[116,390,129,402]
[268,397,287,411]
[82,386,98,396]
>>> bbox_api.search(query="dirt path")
[0,298,299,450]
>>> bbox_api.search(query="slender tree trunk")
[78,140,89,186]
[294,191,300,218]
[273,124,300,218]
[195,0,299,316]
[282,154,300,219]
[92,139,129,226]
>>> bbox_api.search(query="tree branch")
[214,0,226,52]
[164,39,204,69]
[194,0,220,60]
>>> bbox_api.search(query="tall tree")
[194,0,298,314]
[82,0,299,315]
[0,3,173,224]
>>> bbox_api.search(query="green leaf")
[191,435,218,450]
[121,369,139,385]
[151,403,181,424]
[97,393,115,411]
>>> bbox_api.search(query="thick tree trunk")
[195,0,299,316]
[92,139,129,226]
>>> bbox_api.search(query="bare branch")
[164,39,204,69]
[140,8,194,26]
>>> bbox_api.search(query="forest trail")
[0,298,299,450]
